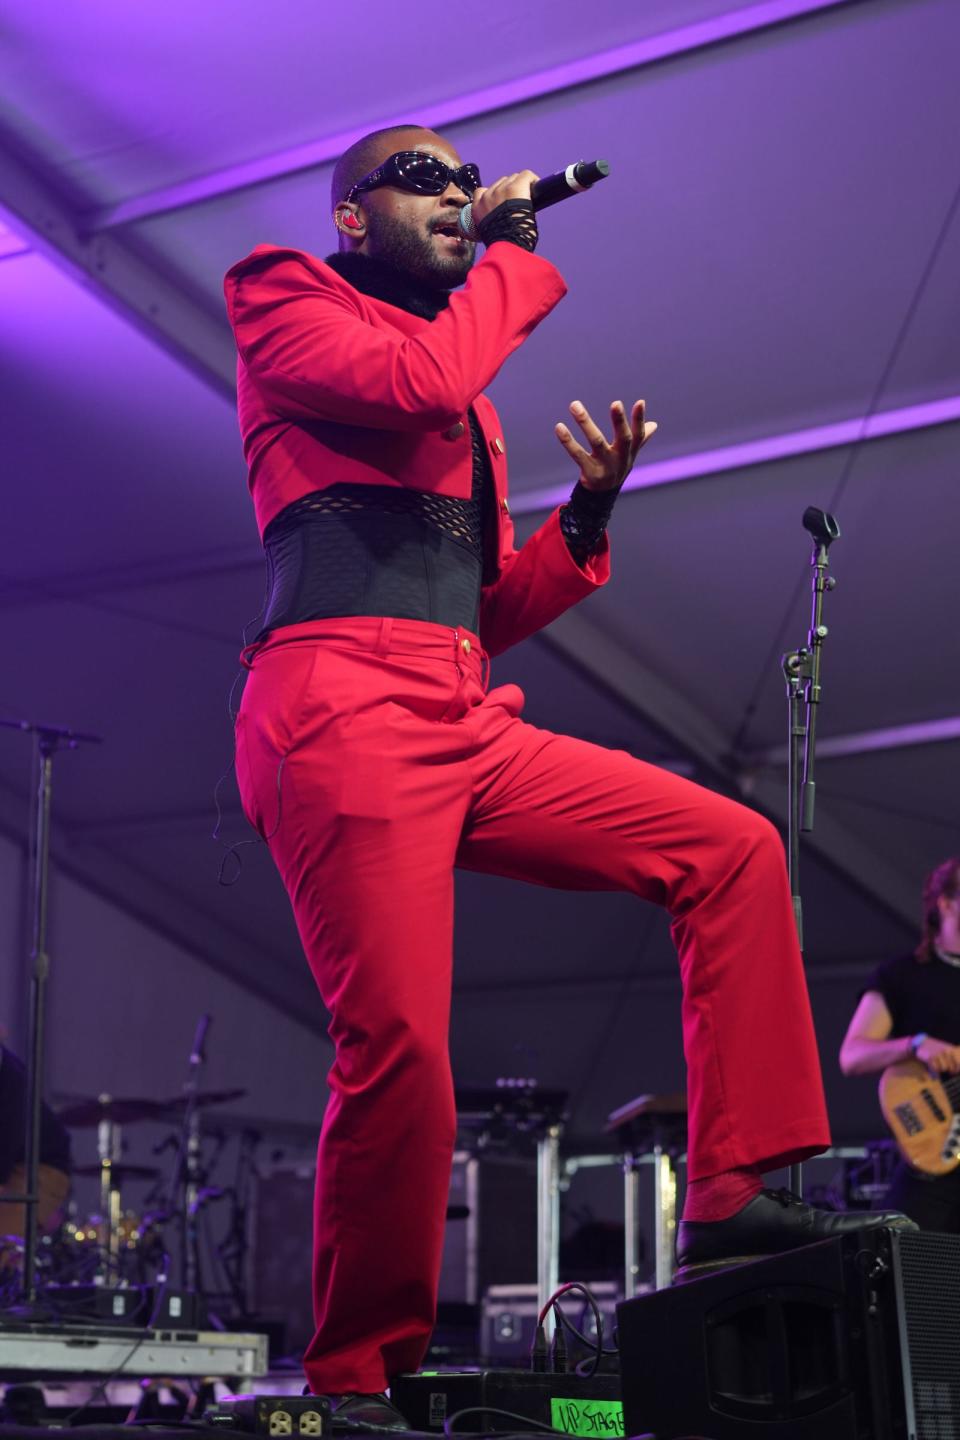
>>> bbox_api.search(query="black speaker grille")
[896,1231,960,1439]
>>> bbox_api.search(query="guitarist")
[840,856,960,1229]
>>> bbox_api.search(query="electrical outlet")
[205,1393,331,1434]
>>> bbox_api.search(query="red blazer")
[224,240,610,656]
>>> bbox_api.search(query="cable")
[61,1253,172,1425]
[537,1281,597,1331]
[536,1281,612,1380]
[444,1406,570,1436]
[554,1300,618,1361]
[729,164,960,761]
[210,565,272,885]
[214,750,286,887]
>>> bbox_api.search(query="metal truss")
[88,0,857,230]
[0,129,235,399]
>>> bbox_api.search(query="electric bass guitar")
[879,1059,960,1175]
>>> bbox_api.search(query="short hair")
[331,125,432,210]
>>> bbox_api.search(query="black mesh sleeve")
[559,481,621,567]
[476,198,539,252]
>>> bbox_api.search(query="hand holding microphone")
[459,160,610,241]
[466,170,540,234]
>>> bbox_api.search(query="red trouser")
[235,617,830,1394]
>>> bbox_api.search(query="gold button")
[492,437,505,455]
[443,421,465,440]
[460,637,472,654]
[499,497,510,515]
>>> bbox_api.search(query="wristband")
[476,198,539,252]
[559,480,621,565]
[910,1032,928,1057]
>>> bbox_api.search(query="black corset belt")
[259,483,486,638]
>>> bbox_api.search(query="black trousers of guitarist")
[887,1164,960,1232]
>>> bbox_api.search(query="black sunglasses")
[346,151,482,204]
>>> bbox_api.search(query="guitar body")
[879,1059,960,1175]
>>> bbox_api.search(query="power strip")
[205,1393,332,1435]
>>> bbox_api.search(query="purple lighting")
[513,395,960,514]
[756,715,960,765]
[89,0,854,230]
[0,219,30,261]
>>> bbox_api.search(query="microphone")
[457,160,610,241]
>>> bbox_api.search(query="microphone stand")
[780,507,840,1198]
[0,716,102,1306]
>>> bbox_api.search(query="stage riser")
[0,1324,267,1380]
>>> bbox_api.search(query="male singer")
[225,126,909,1425]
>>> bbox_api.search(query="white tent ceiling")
[0,0,957,1138]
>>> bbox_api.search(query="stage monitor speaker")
[616,1226,960,1440]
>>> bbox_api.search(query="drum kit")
[2,1086,247,1302]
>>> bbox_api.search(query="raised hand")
[555,399,657,493]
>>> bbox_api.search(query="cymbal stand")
[0,717,101,1306]
[96,1102,124,1284]
[780,506,840,1196]
[162,1015,212,1294]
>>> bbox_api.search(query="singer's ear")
[334,205,365,234]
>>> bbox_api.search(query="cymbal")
[161,1087,247,1112]
[58,1096,170,1128]
[73,1163,160,1182]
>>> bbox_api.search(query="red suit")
[224,240,830,1394]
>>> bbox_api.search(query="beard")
[364,208,476,290]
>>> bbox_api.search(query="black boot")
[676,1187,917,1279]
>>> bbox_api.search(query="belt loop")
[375,617,394,657]
[240,640,263,671]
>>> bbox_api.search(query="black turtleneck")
[322,251,452,321]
